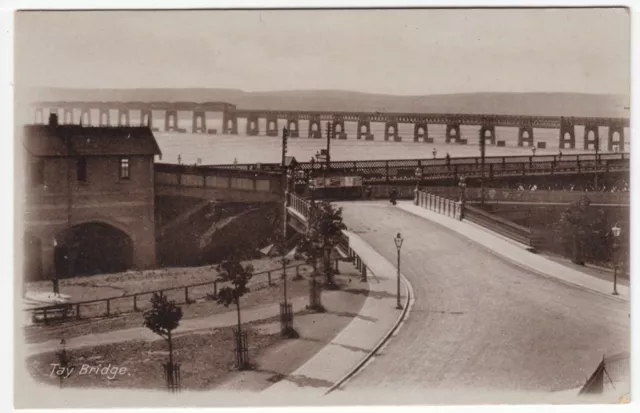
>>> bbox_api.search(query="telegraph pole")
[325,121,333,170]
[479,128,486,207]
[594,135,599,191]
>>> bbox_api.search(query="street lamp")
[531,146,537,156]
[394,233,404,309]
[611,223,621,296]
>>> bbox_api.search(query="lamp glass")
[394,233,404,249]
[612,225,621,237]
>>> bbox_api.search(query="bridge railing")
[208,153,629,184]
[420,187,630,205]
[414,189,535,247]
[414,190,462,220]
[287,192,311,219]
[155,163,282,194]
[462,204,535,247]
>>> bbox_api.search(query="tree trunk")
[168,331,173,366]
[235,296,242,336]
[324,247,333,285]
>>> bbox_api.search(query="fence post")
[267,271,272,286]
[133,294,138,312]
[296,265,300,278]
[184,287,189,303]
[76,304,81,320]
[214,281,218,297]
[106,299,110,316]
[361,263,367,282]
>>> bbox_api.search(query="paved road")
[337,201,629,394]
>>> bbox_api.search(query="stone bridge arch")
[446,124,460,143]
[54,218,136,276]
[308,119,322,139]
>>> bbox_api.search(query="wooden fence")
[27,262,313,324]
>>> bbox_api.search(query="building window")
[119,158,130,180]
[30,160,44,186]
[76,157,87,182]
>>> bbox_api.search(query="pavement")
[398,201,629,301]
[258,230,410,399]
[329,201,629,405]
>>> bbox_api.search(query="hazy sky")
[14,8,630,95]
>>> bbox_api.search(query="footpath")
[398,201,630,302]
[258,230,412,400]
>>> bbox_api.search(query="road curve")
[337,201,629,394]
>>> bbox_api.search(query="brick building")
[19,114,161,281]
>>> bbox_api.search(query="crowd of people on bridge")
[501,179,629,193]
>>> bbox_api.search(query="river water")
[64,110,630,165]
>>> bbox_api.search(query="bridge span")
[29,100,629,150]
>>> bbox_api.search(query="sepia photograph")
[8,3,634,410]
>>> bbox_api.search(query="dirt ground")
[24,268,313,344]
[26,264,370,392]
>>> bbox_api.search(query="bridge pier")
[118,109,130,126]
[385,121,401,141]
[192,111,207,133]
[34,108,44,124]
[287,119,299,137]
[480,125,496,145]
[583,123,599,150]
[140,109,152,127]
[80,108,91,126]
[246,115,260,136]
[445,124,461,143]
[357,120,373,140]
[333,119,347,139]
[99,109,111,126]
[63,108,74,124]
[222,112,238,135]
[414,122,431,143]
[165,110,178,132]
[608,122,625,151]
[309,118,322,139]
[559,118,576,149]
[266,116,279,137]
[518,125,534,147]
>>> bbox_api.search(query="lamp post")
[531,146,537,156]
[479,129,486,207]
[394,233,404,310]
[611,223,621,296]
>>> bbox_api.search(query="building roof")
[22,123,162,157]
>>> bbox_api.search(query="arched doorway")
[23,232,42,282]
[58,222,134,276]
[335,123,343,133]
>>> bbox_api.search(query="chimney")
[48,113,58,127]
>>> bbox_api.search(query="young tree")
[215,257,254,337]
[558,196,612,265]
[143,293,183,366]
[297,200,347,289]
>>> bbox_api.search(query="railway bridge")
[29,101,629,151]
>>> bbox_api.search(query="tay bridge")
[30,101,629,151]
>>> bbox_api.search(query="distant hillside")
[15,87,630,118]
